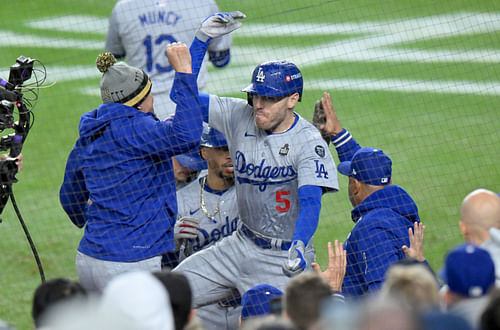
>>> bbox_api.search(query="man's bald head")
[459,189,500,244]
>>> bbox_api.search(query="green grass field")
[1,0,500,328]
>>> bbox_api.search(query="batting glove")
[282,240,307,277]
[196,11,246,42]
[174,217,200,240]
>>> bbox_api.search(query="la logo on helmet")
[256,67,265,82]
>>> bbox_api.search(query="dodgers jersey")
[106,0,231,117]
[176,175,239,259]
[208,96,339,240]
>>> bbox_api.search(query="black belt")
[218,291,242,308]
[239,223,292,251]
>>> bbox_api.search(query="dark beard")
[219,171,235,185]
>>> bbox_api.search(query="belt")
[218,291,242,308]
[239,223,292,251]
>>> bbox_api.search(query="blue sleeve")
[59,148,88,228]
[292,185,323,245]
[331,128,361,162]
[167,72,203,147]
[126,72,203,156]
[170,37,211,123]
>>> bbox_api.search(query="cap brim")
[241,83,254,93]
[175,153,207,171]
[337,161,352,176]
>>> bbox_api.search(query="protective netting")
[0,0,499,328]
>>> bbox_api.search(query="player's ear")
[286,93,300,109]
[459,220,467,237]
[200,147,208,160]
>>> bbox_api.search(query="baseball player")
[105,0,233,121]
[172,12,339,309]
[174,126,241,329]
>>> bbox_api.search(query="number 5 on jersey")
[276,190,291,213]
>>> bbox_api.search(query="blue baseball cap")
[241,284,283,320]
[441,244,495,298]
[337,147,392,186]
[200,127,227,148]
[242,60,303,101]
[175,148,207,171]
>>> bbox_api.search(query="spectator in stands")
[460,188,500,285]
[99,271,174,330]
[315,92,420,296]
[283,272,332,330]
[378,259,440,312]
[153,270,198,330]
[357,298,421,330]
[420,311,472,330]
[441,244,496,329]
[480,288,500,330]
[32,278,87,329]
[240,284,283,326]
[240,315,297,330]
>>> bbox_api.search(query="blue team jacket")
[59,73,202,262]
[333,129,420,296]
[342,184,420,296]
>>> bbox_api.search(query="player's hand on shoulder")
[166,42,192,74]
[282,240,307,277]
[197,11,246,41]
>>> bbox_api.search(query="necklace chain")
[200,176,220,219]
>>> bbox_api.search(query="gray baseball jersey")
[176,175,239,260]
[105,0,231,120]
[173,96,337,309]
[208,95,339,240]
[176,176,241,330]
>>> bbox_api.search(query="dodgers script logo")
[234,151,296,191]
[190,216,239,252]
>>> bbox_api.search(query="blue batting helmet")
[200,127,228,148]
[241,60,303,104]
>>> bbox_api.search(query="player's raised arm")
[161,42,204,147]
[312,92,361,162]
[169,11,246,117]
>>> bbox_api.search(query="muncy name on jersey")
[138,10,181,27]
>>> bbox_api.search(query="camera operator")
[59,43,203,292]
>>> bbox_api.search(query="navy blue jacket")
[60,72,202,262]
[333,129,420,296]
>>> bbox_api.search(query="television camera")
[0,56,46,281]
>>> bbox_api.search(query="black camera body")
[0,56,36,208]
[9,56,34,87]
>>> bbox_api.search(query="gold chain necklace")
[200,176,220,219]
